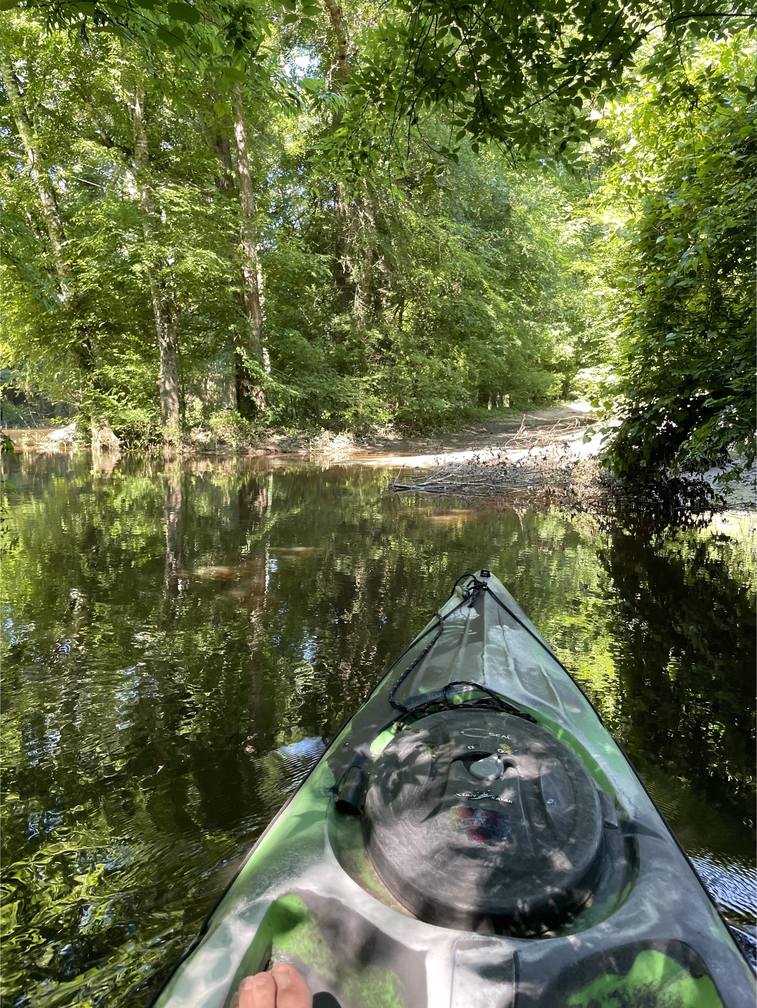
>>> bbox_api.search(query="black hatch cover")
[364,708,605,933]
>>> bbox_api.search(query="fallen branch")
[391,431,734,531]
[392,420,590,500]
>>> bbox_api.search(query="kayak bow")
[155,570,754,1007]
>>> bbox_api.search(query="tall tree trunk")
[211,131,238,408]
[349,188,379,328]
[231,83,268,418]
[320,1,377,328]
[131,79,182,446]
[322,0,350,85]
[1,43,98,394]
[0,48,71,303]
[214,133,235,193]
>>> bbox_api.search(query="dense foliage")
[598,35,756,479]
[0,2,753,480]
[0,9,594,438]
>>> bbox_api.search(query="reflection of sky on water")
[2,613,37,647]
[276,736,328,765]
[302,636,317,664]
[690,853,757,922]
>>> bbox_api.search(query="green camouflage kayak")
[155,570,754,1007]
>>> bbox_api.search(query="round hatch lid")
[364,708,605,933]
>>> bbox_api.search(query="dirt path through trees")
[345,402,595,468]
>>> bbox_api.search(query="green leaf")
[156,25,182,47]
[167,2,201,24]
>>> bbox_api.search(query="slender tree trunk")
[214,133,235,193]
[211,131,239,408]
[322,0,350,85]
[131,79,182,445]
[320,1,377,328]
[1,42,98,398]
[322,0,357,311]
[0,48,71,303]
[350,187,379,327]
[231,83,268,418]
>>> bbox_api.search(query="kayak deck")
[154,571,754,1008]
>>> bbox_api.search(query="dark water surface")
[2,454,755,1006]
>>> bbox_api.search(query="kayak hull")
[154,571,754,1008]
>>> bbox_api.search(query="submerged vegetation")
[0,1,754,485]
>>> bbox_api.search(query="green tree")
[598,31,756,479]
[0,1,752,461]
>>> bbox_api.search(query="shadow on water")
[0,453,754,1006]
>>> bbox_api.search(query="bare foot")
[236,965,312,1008]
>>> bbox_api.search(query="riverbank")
[333,403,595,466]
[334,402,754,516]
[3,402,753,513]
[0,403,593,460]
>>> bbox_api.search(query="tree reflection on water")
[1,454,754,1006]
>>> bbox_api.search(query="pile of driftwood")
[391,416,734,530]
[391,418,596,502]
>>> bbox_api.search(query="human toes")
[271,963,312,1008]
[237,972,277,1008]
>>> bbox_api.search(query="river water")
[1,454,755,1006]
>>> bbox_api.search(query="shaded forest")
[1,0,754,480]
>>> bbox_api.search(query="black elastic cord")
[444,680,526,717]
[400,679,536,724]
[451,570,475,593]
[387,622,444,713]
[387,573,485,714]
